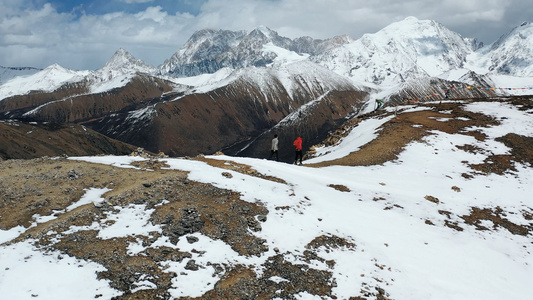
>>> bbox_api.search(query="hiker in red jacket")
[293,136,303,165]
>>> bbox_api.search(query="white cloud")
[0,0,530,70]
[119,0,154,3]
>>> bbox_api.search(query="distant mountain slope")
[158,26,354,78]
[0,120,138,160]
[85,63,367,158]
[0,66,41,85]
[486,22,533,76]
[0,64,89,101]
[311,17,478,85]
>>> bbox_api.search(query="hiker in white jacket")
[269,134,279,161]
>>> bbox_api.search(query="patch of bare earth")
[461,207,532,236]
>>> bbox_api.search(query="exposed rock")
[185,259,200,271]
[424,195,440,204]
[186,236,199,244]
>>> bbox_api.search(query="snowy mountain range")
[2,17,533,101]
[0,16,532,158]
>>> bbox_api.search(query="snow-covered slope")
[168,58,362,101]
[312,17,476,85]
[89,48,158,94]
[158,28,247,76]
[157,25,350,78]
[0,66,41,85]
[1,99,531,299]
[0,49,159,101]
[485,22,533,76]
[0,64,89,101]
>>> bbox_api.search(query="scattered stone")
[461,173,474,179]
[444,220,464,231]
[257,215,267,222]
[247,216,262,232]
[424,195,439,204]
[186,236,199,244]
[173,206,205,237]
[327,184,350,192]
[67,169,80,180]
[306,235,356,250]
[451,186,461,192]
[155,152,169,159]
[222,172,233,178]
[185,259,200,271]
[133,197,147,204]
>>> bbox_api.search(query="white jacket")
[271,137,279,151]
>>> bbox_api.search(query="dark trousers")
[269,150,279,161]
[294,150,303,164]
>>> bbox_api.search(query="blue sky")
[1,0,532,70]
[41,0,205,16]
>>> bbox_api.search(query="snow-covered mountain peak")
[158,29,247,75]
[43,63,71,74]
[490,21,533,50]
[329,34,354,45]
[252,25,275,38]
[373,16,468,47]
[99,48,155,75]
[485,21,533,76]
[311,16,476,86]
[0,64,89,101]
[239,26,292,48]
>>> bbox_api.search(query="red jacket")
[293,137,302,150]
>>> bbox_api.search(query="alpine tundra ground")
[1,97,532,299]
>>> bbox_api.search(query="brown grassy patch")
[327,184,351,192]
[461,207,531,236]
[306,100,501,167]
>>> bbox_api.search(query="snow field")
[0,100,532,299]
